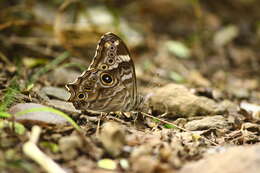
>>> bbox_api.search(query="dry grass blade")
[27,51,70,86]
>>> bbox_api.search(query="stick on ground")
[23,126,66,173]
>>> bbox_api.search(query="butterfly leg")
[96,112,107,136]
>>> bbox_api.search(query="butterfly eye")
[77,93,85,100]
[101,73,113,85]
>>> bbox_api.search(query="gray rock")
[41,86,70,101]
[150,84,221,117]
[59,135,82,160]
[218,100,238,113]
[8,103,69,125]
[99,122,126,157]
[47,99,80,114]
[184,115,228,131]
[49,68,81,86]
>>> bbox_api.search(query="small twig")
[23,126,66,173]
[140,112,219,146]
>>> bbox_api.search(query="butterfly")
[66,32,140,112]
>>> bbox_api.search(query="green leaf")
[26,83,34,91]
[97,159,117,170]
[0,120,26,135]
[169,71,185,83]
[152,118,160,123]
[12,122,26,135]
[22,57,48,68]
[192,133,202,141]
[40,142,59,153]
[0,112,12,118]
[163,124,176,129]
[166,40,191,59]
[119,159,129,170]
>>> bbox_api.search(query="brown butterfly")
[66,32,140,112]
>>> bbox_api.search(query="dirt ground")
[1,0,260,173]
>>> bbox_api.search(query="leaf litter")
[1,1,260,173]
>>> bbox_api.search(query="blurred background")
[1,0,260,103]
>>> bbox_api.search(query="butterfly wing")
[66,33,138,112]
